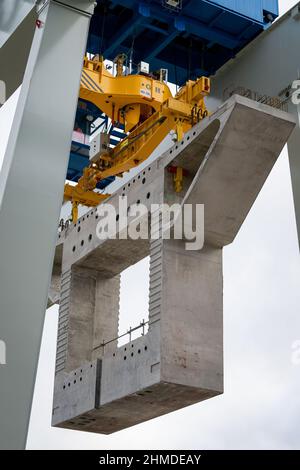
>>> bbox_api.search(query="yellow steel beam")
[64,183,109,206]
[80,56,173,132]
[64,56,210,215]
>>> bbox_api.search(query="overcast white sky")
[0,0,300,450]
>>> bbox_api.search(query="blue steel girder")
[68,151,89,169]
[140,22,169,36]
[207,18,256,48]
[208,10,225,28]
[145,29,179,62]
[103,12,144,58]
[109,0,245,49]
[237,21,256,41]
[87,0,278,84]
[173,14,239,49]
[150,56,207,81]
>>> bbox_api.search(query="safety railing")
[93,319,150,353]
[224,86,288,111]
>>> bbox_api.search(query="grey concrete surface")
[0,0,35,48]
[51,96,295,434]
[0,4,36,105]
[0,0,95,450]
[207,3,300,248]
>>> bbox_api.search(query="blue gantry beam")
[68,0,278,187]
[87,0,278,82]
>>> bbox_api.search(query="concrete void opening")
[119,257,150,346]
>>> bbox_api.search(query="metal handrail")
[223,86,288,111]
[93,319,149,353]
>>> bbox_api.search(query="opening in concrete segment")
[118,257,150,346]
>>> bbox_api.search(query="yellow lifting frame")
[65,56,210,221]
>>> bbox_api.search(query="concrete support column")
[160,240,223,393]
[61,268,97,372]
[0,0,94,449]
[92,274,120,358]
[56,268,120,373]
[0,0,36,105]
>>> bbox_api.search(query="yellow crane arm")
[65,56,210,221]
[80,55,173,132]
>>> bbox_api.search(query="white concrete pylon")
[208,2,300,249]
[0,0,94,450]
[0,0,36,104]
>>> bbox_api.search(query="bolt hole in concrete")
[118,257,150,347]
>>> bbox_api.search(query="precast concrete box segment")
[51,96,295,434]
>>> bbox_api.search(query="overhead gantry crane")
[64,54,210,221]
[4,0,297,451]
